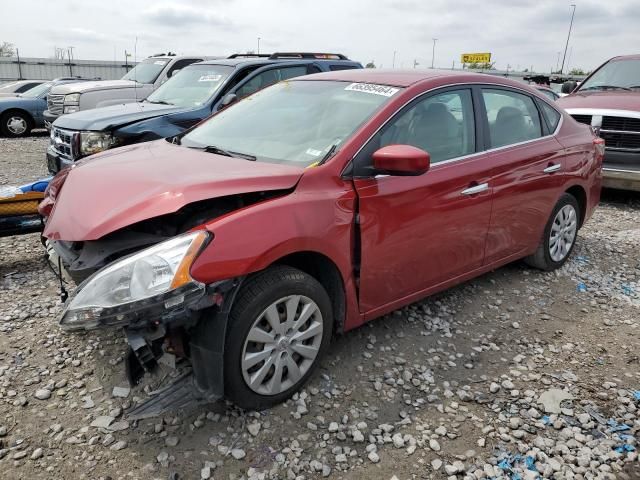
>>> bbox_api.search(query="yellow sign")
[461,53,492,64]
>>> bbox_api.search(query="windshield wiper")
[146,100,174,105]
[195,145,256,161]
[581,85,632,91]
[318,143,339,165]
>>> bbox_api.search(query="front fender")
[189,173,362,329]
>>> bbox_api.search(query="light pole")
[257,37,261,54]
[556,51,561,73]
[560,4,576,74]
[392,50,397,68]
[431,38,438,68]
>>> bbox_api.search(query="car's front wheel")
[0,111,32,137]
[224,266,333,410]
[525,193,580,271]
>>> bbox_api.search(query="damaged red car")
[42,69,603,413]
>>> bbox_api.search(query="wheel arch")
[564,184,587,228]
[270,251,347,334]
[1,108,35,125]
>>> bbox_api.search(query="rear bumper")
[602,149,640,191]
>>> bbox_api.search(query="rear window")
[540,102,561,132]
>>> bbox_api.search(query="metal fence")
[0,56,137,84]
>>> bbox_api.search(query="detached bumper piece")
[0,179,50,237]
[125,372,210,420]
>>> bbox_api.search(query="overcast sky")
[2,0,639,72]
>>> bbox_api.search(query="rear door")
[479,87,567,263]
[351,87,495,313]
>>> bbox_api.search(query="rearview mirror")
[561,80,578,94]
[372,145,430,176]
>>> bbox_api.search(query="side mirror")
[219,93,238,109]
[561,80,578,94]
[372,145,430,176]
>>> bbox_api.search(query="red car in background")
[42,69,603,413]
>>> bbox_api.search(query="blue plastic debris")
[525,456,538,472]
[607,419,631,432]
[633,390,640,401]
[577,282,587,292]
[621,284,635,296]
[614,444,636,454]
[541,415,551,425]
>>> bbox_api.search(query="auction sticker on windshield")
[198,74,222,82]
[345,83,399,97]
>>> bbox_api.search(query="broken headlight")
[59,231,210,331]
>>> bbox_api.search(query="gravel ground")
[1,136,639,480]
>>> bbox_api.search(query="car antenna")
[134,36,138,103]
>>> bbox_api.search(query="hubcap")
[549,204,577,262]
[241,295,323,396]
[7,116,27,135]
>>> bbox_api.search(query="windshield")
[146,64,233,108]
[579,59,640,91]
[122,58,169,84]
[181,80,399,166]
[20,82,52,98]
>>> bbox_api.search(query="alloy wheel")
[241,295,323,396]
[549,204,577,262]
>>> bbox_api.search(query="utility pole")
[560,4,576,74]
[392,50,397,68]
[431,38,437,68]
[16,48,22,79]
[257,37,261,54]
[413,59,419,69]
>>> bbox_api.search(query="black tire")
[224,266,333,410]
[0,111,32,137]
[525,193,580,271]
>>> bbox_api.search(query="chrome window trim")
[600,129,640,135]
[603,167,640,173]
[565,108,640,121]
[347,81,564,176]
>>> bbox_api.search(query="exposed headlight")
[59,231,210,331]
[63,106,80,114]
[63,93,81,105]
[79,131,120,155]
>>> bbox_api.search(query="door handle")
[543,164,561,174]
[461,183,489,195]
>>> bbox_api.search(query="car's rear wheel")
[1,111,32,137]
[224,266,332,410]
[525,193,580,271]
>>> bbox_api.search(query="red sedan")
[44,69,603,412]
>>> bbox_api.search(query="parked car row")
[38,64,604,414]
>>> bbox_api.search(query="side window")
[482,89,542,148]
[17,83,39,93]
[539,101,561,132]
[167,59,201,78]
[329,64,359,71]
[352,89,475,176]
[235,66,308,99]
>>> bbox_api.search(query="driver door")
[351,88,494,314]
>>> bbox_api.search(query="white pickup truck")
[43,54,214,126]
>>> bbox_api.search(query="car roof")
[294,69,525,88]
[198,57,360,68]
[610,54,640,61]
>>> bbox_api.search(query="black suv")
[47,53,362,173]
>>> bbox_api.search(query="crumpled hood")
[49,80,142,95]
[44,140,304,241]
[557,90,640,112]
[52,101,185,131]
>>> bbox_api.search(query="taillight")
[38,167,71,217]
